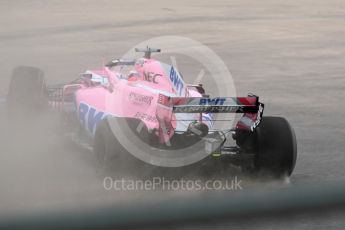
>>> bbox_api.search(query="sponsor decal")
[134,112,158,123]
[78,102,107,134]
[173,105,239,113]
[169,67,185,96]
[128,92,153,106]
[143,71,161,83]
[158,94,170,106]
[199,97,226,105]
[250,103,264,131]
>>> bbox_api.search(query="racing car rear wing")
[158,94,261,113]
[156,94,265,141]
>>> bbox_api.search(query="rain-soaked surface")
[0,0,345,229]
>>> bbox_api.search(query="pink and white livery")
[7,47,297,177]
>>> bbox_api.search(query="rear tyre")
[254,116,297,177]
[7,66,47,119]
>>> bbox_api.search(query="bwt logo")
[199,98,226,105]
[78,102,107,134]
[169,67,184,95]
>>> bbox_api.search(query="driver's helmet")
[127,70,140,81]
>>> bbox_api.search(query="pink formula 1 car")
[7,48,297,177]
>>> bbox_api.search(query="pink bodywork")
[72,58,207,142]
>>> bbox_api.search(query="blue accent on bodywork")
[87,107,104,134]
[78,102,106,135]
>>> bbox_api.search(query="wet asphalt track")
[0,0,345,229]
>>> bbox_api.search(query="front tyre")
[7,66,47,119]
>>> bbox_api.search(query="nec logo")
[143,71,161,83]
[199,98,226,105]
